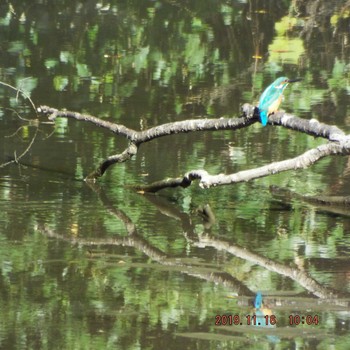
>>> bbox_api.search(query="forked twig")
[0,80,37,115]
[0,79,40,169]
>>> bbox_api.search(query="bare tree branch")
[38,104,257,180]
[86,143,139,180]
[0,80,37,115]
[134,176,192,193]
[0,127,39,169]
[138,141,350,191]
[38,105,136,140]
[37,104,350,185]
[0,80,40,169]
[269,111,345,141]
[38,104,256,143]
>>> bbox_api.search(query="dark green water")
[1,1,350,349]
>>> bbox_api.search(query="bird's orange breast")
[267,95,283,115]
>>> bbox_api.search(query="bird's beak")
[287,78,302,83]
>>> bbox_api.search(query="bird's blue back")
[258,77,289,126]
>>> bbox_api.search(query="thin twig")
[0,127,38,169]
[0,80,37,114]
[0,79,42,169]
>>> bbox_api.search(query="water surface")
[1,1,350,349]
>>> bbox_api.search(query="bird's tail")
[259,110,268,126]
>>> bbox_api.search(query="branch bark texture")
[37,104,350,189]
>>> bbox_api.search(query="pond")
[1,1,350,349]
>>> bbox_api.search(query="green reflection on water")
[1,0,350,349]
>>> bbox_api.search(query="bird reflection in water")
[254,291,274,327]
[253,291,280,343]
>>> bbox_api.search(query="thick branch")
[269,111,345,141]
[38,104,346,144]
[139,142,350,191]
[38,105,256,144]
[37,104,348,181]
[137,115,255,142]
[38,105,257,180]
[134,176,192,193]
[38,105,136,140]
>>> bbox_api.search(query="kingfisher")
[258,77,301,126]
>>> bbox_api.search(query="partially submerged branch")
[134,176,192,193]
[138,142,350,191]
[86,143,139,179]
[269,186,350,217]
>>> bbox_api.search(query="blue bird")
[258,77,301,126]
